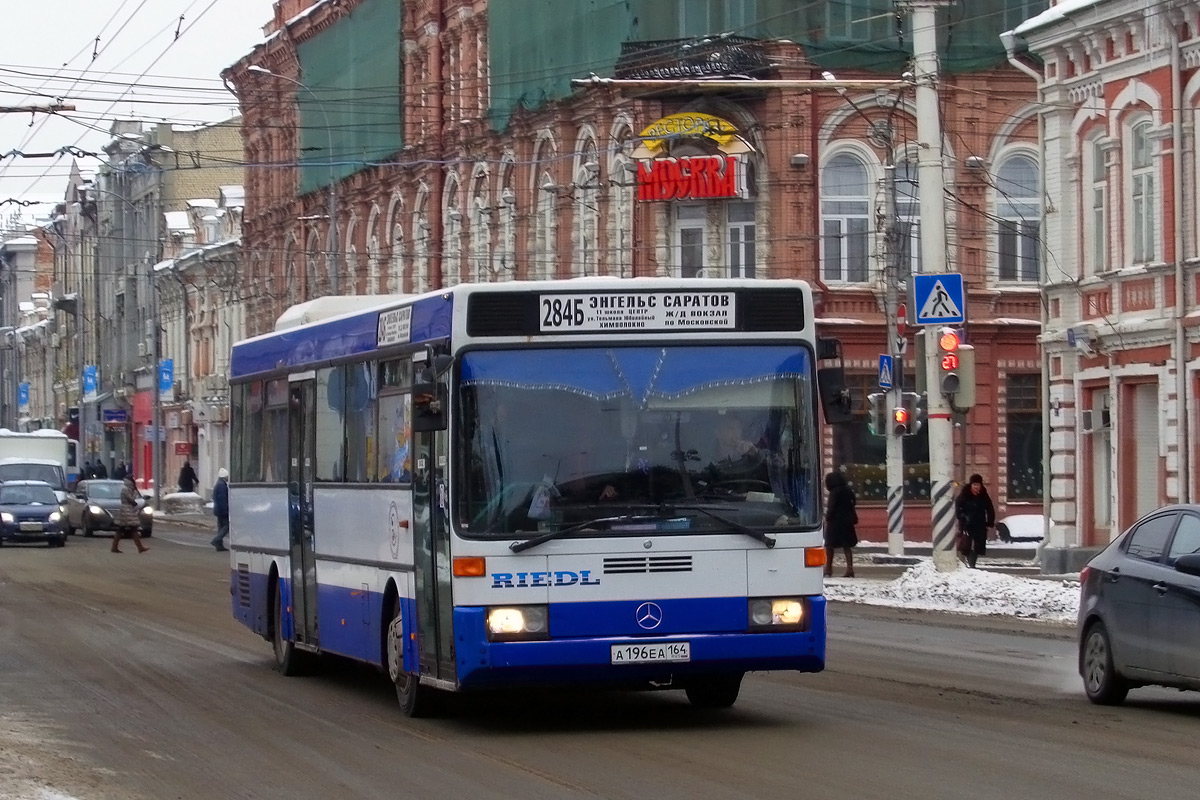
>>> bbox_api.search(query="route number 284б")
[541,297,585,328]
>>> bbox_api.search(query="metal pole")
[882,157,905,556]
[151,252,161,508]
[902,0,957,571]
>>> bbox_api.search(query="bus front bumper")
[452,598,826,689]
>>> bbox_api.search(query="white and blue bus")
[228,278,834,715]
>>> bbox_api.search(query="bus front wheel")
[685,673,744,709]
[387,598,436,718]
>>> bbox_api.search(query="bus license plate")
[611,641,691,665]
[19,522,43,532]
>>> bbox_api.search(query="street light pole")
[247,65,339,295]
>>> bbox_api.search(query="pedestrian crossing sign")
[878,355,893,389]
[913,273,966,325]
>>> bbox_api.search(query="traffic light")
[866,392,886,436]
[892,403,910,437]
[903,391,925,436]
[951,345,976,411]
[936,327,963,395]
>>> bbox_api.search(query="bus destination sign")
[377,306,413,347]
[538,292,736,332]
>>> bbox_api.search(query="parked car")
[65,479,154,537]
[0,480,67,547]
[1078,504,1200,704]
[996,513,1051,542]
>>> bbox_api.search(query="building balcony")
[614,36,771,82]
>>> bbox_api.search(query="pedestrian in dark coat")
[113,461,127,480]
[955,473,995,568]
[824,471,859,578]
[94,461,108,479]
[82,461,94,480]
[210,468,230,552]
[177,460,198,494]
[113,477,148,554]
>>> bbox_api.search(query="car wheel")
[1082,622,1129,705]
[387,597,437,717]
[997,522,1011,543]
[685,673,744,709]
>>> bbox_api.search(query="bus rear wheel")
[685,673,744,709]
[386,598,436,718]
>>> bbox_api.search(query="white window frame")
[675,203,708,278]
[821,152,872,283]
[1085,137,1107,275]
[727,200,756,279]
[1128,119,1157,265]
[994,152,1041,283]
[895,157,921,281]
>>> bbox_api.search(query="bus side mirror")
[412,382,448,432]
[817,366,854,424]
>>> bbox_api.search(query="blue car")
[0,480,68,548]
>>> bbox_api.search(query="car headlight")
[48,511,62,523]
[140,505,154,515]
[485,605,550,642]
[88,505,104,516]
[748,597,807,631]
[0,512,12,524]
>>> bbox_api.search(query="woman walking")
[824,471,859,578]
[113,476,149,554]
[955,473,995,568]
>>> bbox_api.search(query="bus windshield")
[456,345,820,538]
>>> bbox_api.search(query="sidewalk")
[155,511,218,532]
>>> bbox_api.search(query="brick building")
[226,0,1047,540]
[1014,0,1200,566]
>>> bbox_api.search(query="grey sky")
[0,0,276,221]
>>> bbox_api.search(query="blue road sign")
[82,365,98,400]
[913,273,966,325]
[158,359,174,400]
[878,355,893,389]
[17,382,29,412]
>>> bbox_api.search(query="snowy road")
[0,528,1197,800]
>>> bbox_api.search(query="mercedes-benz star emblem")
[635,602,663,630]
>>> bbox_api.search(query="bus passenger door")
[412,428,455,681]
[287,378,319,648]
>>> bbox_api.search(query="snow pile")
[825,560,1081,623]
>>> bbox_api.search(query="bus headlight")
[0,512,13,524]
[748,597,807,631]
[486,605,549,642]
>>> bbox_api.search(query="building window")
[1131,120,1156,264]
[996,154,1040,282]
[534,176,557,281]
[825,0,891,40]
[832,375,930,502]
[895,158,921,282]
[609,154,634,277]
[1087,139,1107,274]
[679,0,710,37]
[727,201,756,278]
[821,153,870,283]
[1006,374,1043,500]
[676,203,707,278]
[497,168,516,280]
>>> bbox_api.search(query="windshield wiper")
[666,504,776,548]
[509,514,665,553]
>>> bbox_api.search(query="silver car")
[1078,504,1200,704]
[65,479,154,537]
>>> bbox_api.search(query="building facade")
[226,0,1048,540]
[1015,0,1200,561]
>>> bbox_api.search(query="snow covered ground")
[825,560,1081,624]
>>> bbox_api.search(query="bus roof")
[231,278,813,381]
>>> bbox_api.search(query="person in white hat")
[211,467,230,552]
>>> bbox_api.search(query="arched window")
[305,228,320,298]
[413,188,430,293]
[995,153,1040,282]
[284,238,299,307]
[497,161,516,280]
[365,205,381,293]
[1130,120,1156,264]
[443,175,463,287]
[821,153,870,283]
[470,170,492,282]
[895,157,921,280]
[609,125,634,278]
[343,216,359,294]
[387,195,405,293]
[573,135,600,277]
[532,134,558,281]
